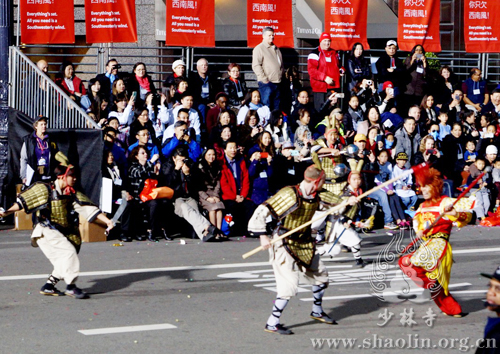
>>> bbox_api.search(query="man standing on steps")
[252,26,284,111]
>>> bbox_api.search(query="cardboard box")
[15,210,33,230]
[79,214,107,243]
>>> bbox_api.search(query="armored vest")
[264,186,342,267]
[17,182,94,252]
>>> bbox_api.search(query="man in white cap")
[163,59,186,88]
[252,26,284,111]
[307,31,342,111]
[375,40,404,96]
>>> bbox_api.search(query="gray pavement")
[0,223,498,354]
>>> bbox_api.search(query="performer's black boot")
[65,284,89,299]
[264,298,293,335]
[310,283,337,324]
[40,275,64,296]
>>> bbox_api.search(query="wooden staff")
[242,162,430,259]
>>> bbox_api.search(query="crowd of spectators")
[25,27,500,241]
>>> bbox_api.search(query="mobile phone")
[388,88,394,96]
[260,152,269,159]
[131,91,137,100]
[290,150,300,156]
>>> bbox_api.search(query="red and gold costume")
[399,169,471,316]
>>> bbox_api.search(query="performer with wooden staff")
[399,167,471,317]
[0,161,114,299]
[248,163,357,335]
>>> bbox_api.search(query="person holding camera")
[403,44,428,110]
[162,147,222,241]
[161,121,202,161]
[96,59,125,101]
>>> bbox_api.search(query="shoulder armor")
[75,191,96,207]
[318,189,343,206]
[314,137,328,149]
[264,186,299,219]
[18,183,51,214]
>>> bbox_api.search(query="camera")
[426,149,437,155]
[416,53,423,59]
[366,80,372,86]
[290,150,300,156]
[183,158,192,168]
[112,64,121,70]
[182,128,189,136]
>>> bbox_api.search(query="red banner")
[464,0,500,53]
[324,0,369,51]
[85,0,137,43]
[165,0,215,47]
[397,0,441,53]
[20,0,74,44]
[247,0,294,48]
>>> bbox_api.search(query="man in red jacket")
[307,32,342,111]
[221,140,256,236]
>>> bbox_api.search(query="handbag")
[139,179,173,202]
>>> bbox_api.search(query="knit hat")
[486,145,498,155]
[172,60,186,71]
[319,32,331,43]
[382,81,394,91]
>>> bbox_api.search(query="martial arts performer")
[399,168,471,317]
[0,163,114,299]
[248,164,356,334]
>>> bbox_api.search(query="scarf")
[136,75,151,92]
[249,102,262,110]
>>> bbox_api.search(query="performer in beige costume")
[0,164,114,299]
[248,165,356,335]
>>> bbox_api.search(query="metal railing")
[9,46,98,129]
[14,44,495,97]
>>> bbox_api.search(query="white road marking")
[454,247,500,254]
[1,246,498,282]
[300,283,474,301]
[78,323,177,335]
[0,261,271,281]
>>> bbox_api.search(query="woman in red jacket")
[55,61,87,107]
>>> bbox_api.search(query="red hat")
[319,32,331,43]
[382,81,394,91]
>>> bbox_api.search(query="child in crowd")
[437,111,451,141]
[392,152,418,211]
[294,108,313,150]
[468,157,491,221]
[464,140,478,164]
[461,139,478,186]
[375,150,409,228]
[492,159,500,209]
[384,131,396,159]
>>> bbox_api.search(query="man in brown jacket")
[252,27,284,111]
